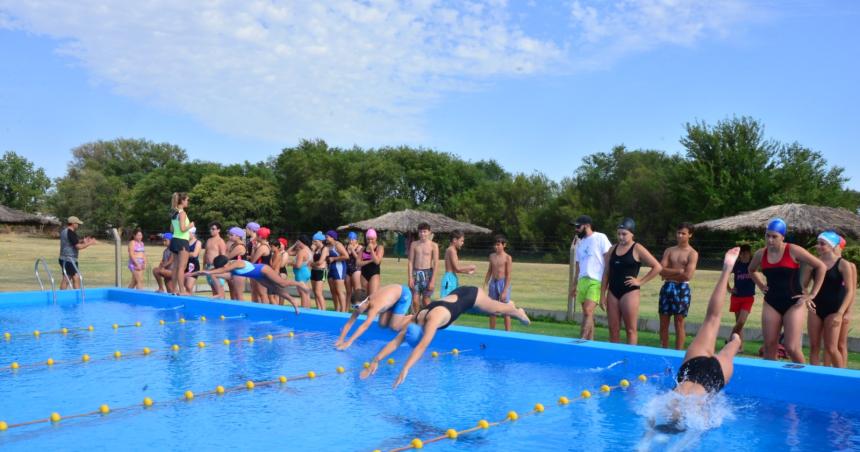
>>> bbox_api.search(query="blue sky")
[1,1,858,189]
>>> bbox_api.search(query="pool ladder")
[34,258,57,304]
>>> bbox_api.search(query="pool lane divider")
[1,314,247,343]
[379,372,660,452]
[0,348,468,433]
[2,330,302,374]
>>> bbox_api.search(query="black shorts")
[59,259,78,277]
[310,269,326,282]
[169,237,189,254]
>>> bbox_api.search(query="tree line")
[2,117,857,260]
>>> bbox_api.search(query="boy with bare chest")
[485,235,513,331]
[658,222,699,349]
[408,222,439,312]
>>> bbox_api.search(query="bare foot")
[517,308,530,325]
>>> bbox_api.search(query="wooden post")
[567,236,579,321]
[111,228,121,287]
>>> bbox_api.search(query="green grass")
[3,234,859,367]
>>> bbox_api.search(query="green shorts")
[576,277,601,303]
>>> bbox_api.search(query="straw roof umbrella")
[338,209,492,234]
[694,203,860,239]
[0,204,60,226]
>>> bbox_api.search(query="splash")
[634,390,736,451]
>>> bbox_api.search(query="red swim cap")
[278,237,288,248]
[257,227,271,240]
[839,236,847,250]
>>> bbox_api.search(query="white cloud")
[0,1,761,145]
[569,0,762,68]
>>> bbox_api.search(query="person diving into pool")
[334,284,414,350]
[359,286,530,389]
[644,247,744,440]
[189,255,309,314]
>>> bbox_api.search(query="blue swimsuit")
[232,261,266,280]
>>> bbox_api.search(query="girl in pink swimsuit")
[127,228,146,290]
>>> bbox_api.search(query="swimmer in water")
[360,286,530,389]
[190,255,309,314]
[334,284,414,350]
[646,247,745,437]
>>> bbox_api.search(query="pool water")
[1,292,859,451]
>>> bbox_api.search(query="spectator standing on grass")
[570,215,612,340]
[59,216,95,290]
[728,244,756,340]
[485,235,513,331]
[127,228,146,290]
[441,230,476,297]
[657,222,699,350]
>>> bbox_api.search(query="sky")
[1,0,858,188]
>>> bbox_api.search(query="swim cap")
[326,230,338,240]
[348,231,358,240]
[405,323,423,347]
[366,228,378,239]
[298,234,311,247]
[229,227,246,239]
[213,255,229,268]
[767,218,786,236]
[189,227,197,235]
[278,237,288,248]
[162,232,173,241]
[257,227,271,240]
[818,231,841,248]
[839,236,847,250]
[245,222,260,232]
[312,231,325,242]
[617,217,636,232]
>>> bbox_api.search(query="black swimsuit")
[813,258,846,320]
[419,286,478,330]
[677,356,725,393]
[310,249,326,282]
[608,243,641,299]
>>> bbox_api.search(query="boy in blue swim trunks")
[335,284,413,350]
[658,223,699,350]
[441,230,476,297]
[484,235,513,331]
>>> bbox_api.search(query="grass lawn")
[2,234,858,368]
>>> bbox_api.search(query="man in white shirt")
[569,215,612,340]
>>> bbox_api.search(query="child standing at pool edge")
[441,230,476,297]
[485,235,513,331]
[658,222,699,350]
[408,222,439,313]
[728,244,755,340]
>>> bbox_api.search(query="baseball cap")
[571,215,592,227]
[67,216,84,225]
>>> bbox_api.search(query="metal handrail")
[34,258,57,304]
[60,258,85,303]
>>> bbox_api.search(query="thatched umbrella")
[338,209,492,234]
[694,203,860,239]
[0,204,60,226]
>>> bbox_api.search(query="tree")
[770,142,854,209]
[66,138,188,189]
[49,168,129,234]
[190,175,279,231]
[0,151,51,212]
[679,116,777,221]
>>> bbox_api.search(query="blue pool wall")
[2,288,858,412]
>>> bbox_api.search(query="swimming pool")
[1,289,858,451]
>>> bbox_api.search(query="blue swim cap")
[818,231,841,248]
[312,231,325,242]
[162,232,173,240]
[348,231,358,240]
[767,218,787,236]
[405,323,423,347]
